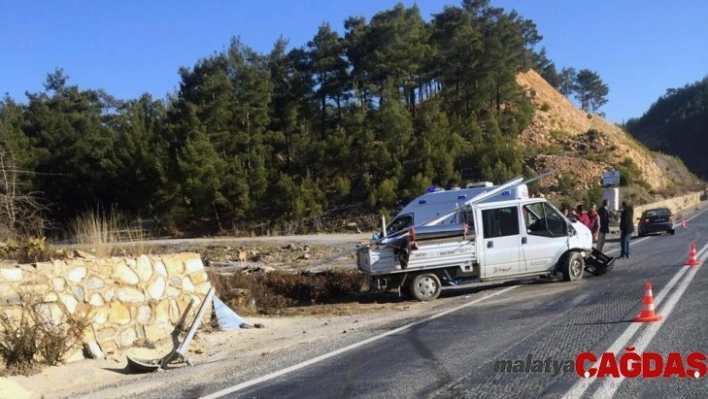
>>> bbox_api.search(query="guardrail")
[632,192,702,220]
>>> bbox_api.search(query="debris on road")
[126,288,215,373]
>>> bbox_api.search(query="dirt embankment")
[516,69,703,198]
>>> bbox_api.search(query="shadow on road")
[440,279,540,299]
[346,275,601,304]
[664,263,691,268]
[302,280,531,306]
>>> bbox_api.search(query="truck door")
[479,205,523,278]
[520,201,569,272]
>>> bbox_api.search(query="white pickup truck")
[356,176,615,301]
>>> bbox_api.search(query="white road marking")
[561,243,708,399]
[591,263,702,398]
[199,285,520,399]
[570,292,592,307]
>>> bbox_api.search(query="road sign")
[602,170,620,186]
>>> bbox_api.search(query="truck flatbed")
[357,235,477,275]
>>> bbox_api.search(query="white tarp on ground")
[213,295,245,331]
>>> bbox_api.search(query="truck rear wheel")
[409,273,442,301]
[562,252,584,282]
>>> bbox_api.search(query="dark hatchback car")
[637,207,675,237]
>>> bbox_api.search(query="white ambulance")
[380,181,526,238]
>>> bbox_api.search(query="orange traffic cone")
[633,282,663,322]
[686,242,700,266]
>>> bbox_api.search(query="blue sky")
[2,0,707,124]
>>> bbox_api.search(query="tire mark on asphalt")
[337,337,368,399]
[403,324,455,395]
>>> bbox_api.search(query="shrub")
[614,157,652,188]
[556,173,576,193]
[585,184,603,207]
[0,306,39,375]
[37,309,91,366]
[0,293,90,375]
[549,130,570,140]
[0,237,53,263]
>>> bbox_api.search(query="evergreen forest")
[0,1,613,237]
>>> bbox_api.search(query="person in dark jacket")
[619,200,634,258]
[596,199,611,252]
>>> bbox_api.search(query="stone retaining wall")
[605,191,704,234]
[0,252,212,362]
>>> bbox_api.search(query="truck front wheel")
[409,273,442,301]
[562,252,585,282]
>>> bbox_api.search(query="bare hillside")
[515,69,703,200]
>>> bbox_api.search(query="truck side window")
[387,215,413,236]
[460,207,475,232]
[482,206,519,238]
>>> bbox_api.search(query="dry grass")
[70,209,115,257]
[69,208,149,257]
[208,269,370,316]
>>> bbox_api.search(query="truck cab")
[475,197,590,279]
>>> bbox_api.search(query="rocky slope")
[515,69,703,201]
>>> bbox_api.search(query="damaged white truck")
[356,174,615,301]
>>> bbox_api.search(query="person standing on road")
[576,204,591,229]
[619,200,634,258]
[596,199,611,252]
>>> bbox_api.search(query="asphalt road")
[188,205,708,399]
